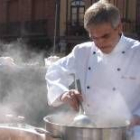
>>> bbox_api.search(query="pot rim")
[43,115,130,129]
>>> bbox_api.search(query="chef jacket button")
[93,51,96,55]
[87,104,90,107]
[117,68,121,71]
[87,86,90,89]
[88,67,91,70]
[122,51,125,54]
[112,87,116,91]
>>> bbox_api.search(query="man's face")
[87,23,122,54]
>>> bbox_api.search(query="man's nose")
[95,38,105,46]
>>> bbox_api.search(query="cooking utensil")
[73,102,96,127]
[42,115,130,140]
[72,79,96,127]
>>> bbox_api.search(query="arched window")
[70,0,85,26]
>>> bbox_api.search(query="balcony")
[23,20,48,36]
[67,21,87,36]
[0,22,20,37]
[0,19,48,39]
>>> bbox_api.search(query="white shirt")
[46,35,140,128]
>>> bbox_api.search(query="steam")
[0,40,73,128]
[0,40,132,128]
[0,40,51,127]
[91,89,131,127]
[0,40,46,65]
[44,61,132,128]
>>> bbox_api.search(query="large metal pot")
[42,115,132,140]
[0,125,45,140]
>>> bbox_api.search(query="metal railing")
[0,19,48,37]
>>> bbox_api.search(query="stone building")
[0,0,56,53]
[59,0,140,53]
[0,0,140,54]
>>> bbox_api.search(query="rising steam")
[0,40,51,127]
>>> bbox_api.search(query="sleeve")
[45,46,79,106]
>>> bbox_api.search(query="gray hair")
[84,1,121,29]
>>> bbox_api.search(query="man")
[46,1,140,139]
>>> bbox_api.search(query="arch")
[70,0,85,26]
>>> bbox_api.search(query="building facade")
[0,0,56,52]
[0,0,140,54]
[59,0,140,53]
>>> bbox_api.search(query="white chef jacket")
[46,34,140,137]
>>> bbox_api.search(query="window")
[70,0,85,26]
[7,0,19,22]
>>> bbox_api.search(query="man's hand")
[60,89,83,111]
[129,115,140,128]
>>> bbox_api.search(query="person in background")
[46,1,140,139]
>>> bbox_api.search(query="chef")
[46,1,140,139]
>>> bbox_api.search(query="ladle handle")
[79,100,85,114]
[75,79,85,114]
